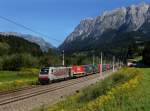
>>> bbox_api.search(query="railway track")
[0,85,38,96]
[0,73,104,106]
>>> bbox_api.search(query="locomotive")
[38,64,112,84]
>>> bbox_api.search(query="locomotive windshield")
[40,68,49,74]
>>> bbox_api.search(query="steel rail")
[0,73,103,106]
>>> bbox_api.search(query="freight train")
[38,64,113,84]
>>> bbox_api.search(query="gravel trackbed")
[0,71,112,111]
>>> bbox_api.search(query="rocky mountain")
[59,3,150,55]
[0,32,54,52]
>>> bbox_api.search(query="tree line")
[0,34,149,71]
[0,35,61,71]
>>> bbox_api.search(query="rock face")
[21,34,54,52]
[59,3,150,53]
[0,32,54,52]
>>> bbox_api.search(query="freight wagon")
[72,64,99,76]
[102,64,106,72]
[106,64,110,71]
[71,65,85,77]
[92,64,99,73]
[84,64,93,75]
[39,63,114,84]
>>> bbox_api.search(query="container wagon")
[84,64,93,75]
[71,65,85,77]
[39,63,113,84]
[92,64,99,74]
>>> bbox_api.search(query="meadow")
[0,68,39,91]
[38,67,150,111]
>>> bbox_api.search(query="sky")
[0,0,150,47]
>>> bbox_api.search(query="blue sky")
[0,0,150,47]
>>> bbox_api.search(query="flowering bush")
[47,68,143,111]
[77,72,142,111]
[0,79,37,91]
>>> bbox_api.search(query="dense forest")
[0,33,149,71]
[0,35,43,56]
[0,34,103,70]
[0,34,61,70]
[61,30,149,61]
[143,41,150,66]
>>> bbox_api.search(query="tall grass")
[78,68,139,103]
[42,68,142,111]
[0,68,39,91]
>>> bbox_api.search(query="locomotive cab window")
[40,68,49,74]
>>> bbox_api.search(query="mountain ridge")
[59,3,150,55]
[0,32,54,52]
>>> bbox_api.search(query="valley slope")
[59,3,150,56]
[0,32,54,52]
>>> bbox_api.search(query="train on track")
[38,64,113,84]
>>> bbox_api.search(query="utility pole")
[62,50,65,66]
[100,52,103,74]
[113,56,115,72]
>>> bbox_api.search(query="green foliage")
[0,58,3,70]
[65,53,88,65]
[40,49,61,67]
[127,42,139,59]
[61,30,148,62]
[65,53,102,65]
[0,34,63,70]
[0,71,38,91]
[0,53,39,71]
[18,68,39,77]
[78,68,139,103]
[95,68,149,111]
[44,68,141,111]
[143,41,150,66]
[0,35,43,56]
[0,42,10,56]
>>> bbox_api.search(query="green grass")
[34,68,144,111]
[0,68,39,91]
[101,68,150,111]
[103,68,150,111]
[119,68,150,111]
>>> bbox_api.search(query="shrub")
[1,54,20,70]
[78,74,142,111]
[1,53,39,71]
[0,58,3,70]
[143,41,150,66]
[0,42,10,56]
[78,68,139,103]
[46,68,142,111]
[17,68,39,77]
[0,79,37,91]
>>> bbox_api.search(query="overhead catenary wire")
[0,15,60,43]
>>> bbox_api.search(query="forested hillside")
[143,41,150,66]
[59,3,150,59]
[0,34,61,70]
[0,34,43,56]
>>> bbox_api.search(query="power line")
[0,15,61,43]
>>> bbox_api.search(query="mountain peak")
[59,3,150,53]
